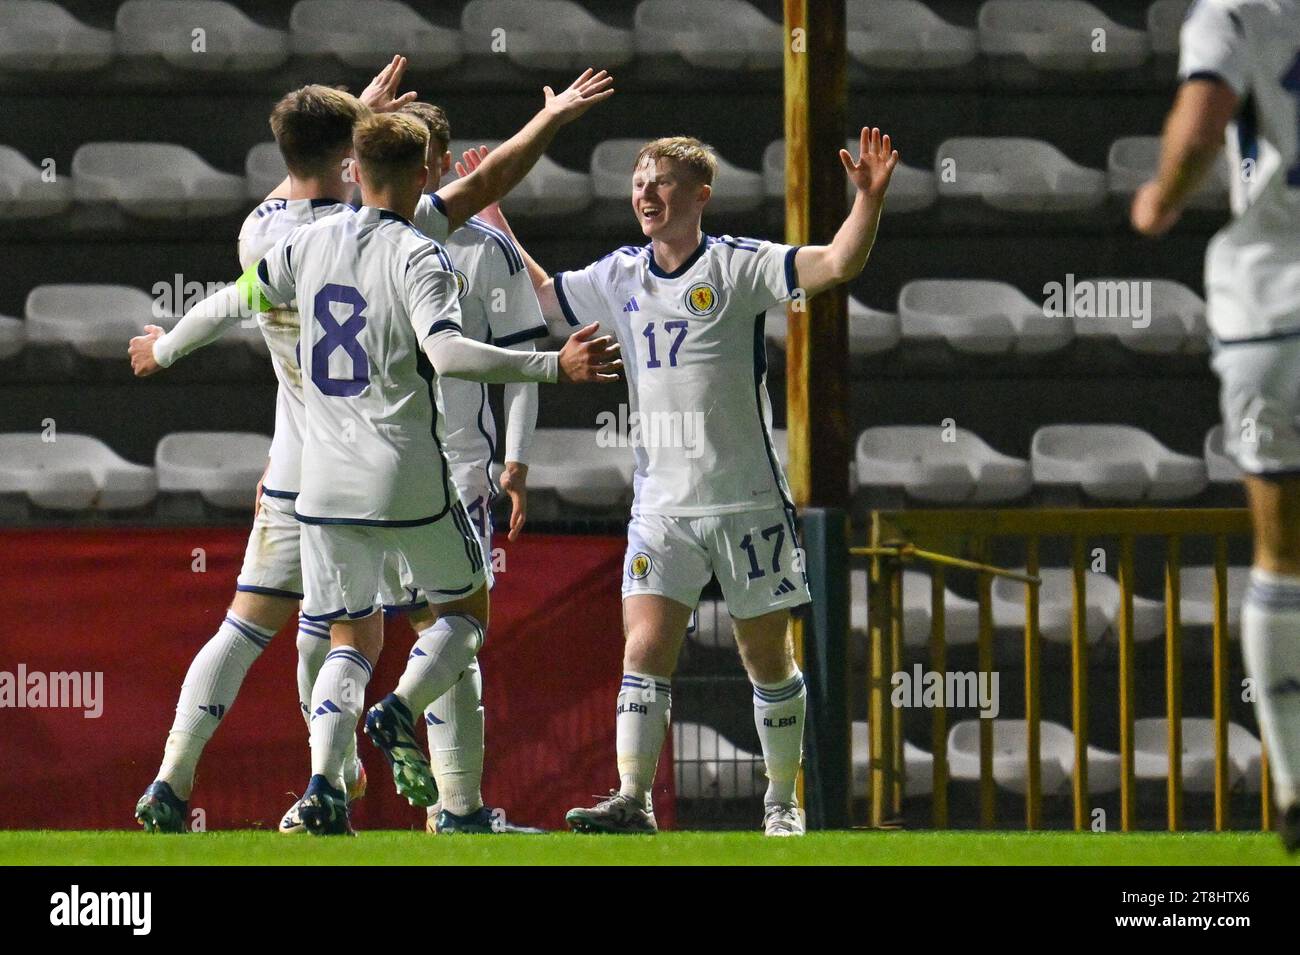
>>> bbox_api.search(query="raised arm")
[423,323,619,384]
[792,126,898,299]
[1130,78,1238,237]
[434,68,614,232]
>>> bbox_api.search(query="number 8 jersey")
[256,205,463,526]
[555,235,800,517]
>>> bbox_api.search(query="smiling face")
[632,155,710,242]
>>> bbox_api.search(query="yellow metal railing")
[852,508,1264,833]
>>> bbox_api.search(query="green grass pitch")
[1,830,1295,866]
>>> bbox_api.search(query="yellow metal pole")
[977,552,995,829]
[868,550,888,828]
[890,565,905,817]
[1025,536,1041,830]
[1165,536,1184,832]
[1118,535,1137,832]
[1071,536,1089,830]
[1262,749,1272,831]
[930,567,949,828]
[1213,535,1230,831]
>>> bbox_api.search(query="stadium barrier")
[852,508,1263,833]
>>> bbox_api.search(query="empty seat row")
[852,718,1262,798]
[4,132,1229,222]
[850,563,1249,649]
[1,1,1200,77]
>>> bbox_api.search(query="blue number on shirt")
[1283,51,1300,187]
[311,283,369,397]
[739,523,785,580]
[642,320,689,369]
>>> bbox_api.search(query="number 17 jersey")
[555,234,799,517]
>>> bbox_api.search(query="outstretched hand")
[841,126,899,199]
[543,68,615,126]
[360,54,418,113]
[455,146,509,228]
[558,322,622,383]
[128,325,165,377]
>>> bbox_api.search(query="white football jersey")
[555,235,798,517]
[235,192,450,497]
[1180,0,1300,340]
[255,205,463,525]
[437,216,547,485]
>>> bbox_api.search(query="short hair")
[269,85,369,179]
[633,136,717,185]
[401,102,451,153]
[353,113,430,191]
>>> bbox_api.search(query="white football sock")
[394,613,484,716]
[616,671,671,806]
[295,617,331,727]
[1242,569,1300,808]
[753,670,806,807]
[426,659,485,816]
[309,647,372,793]
[158,612,273,799]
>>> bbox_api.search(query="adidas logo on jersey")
[772,577,797,597]
[623,296,640,312]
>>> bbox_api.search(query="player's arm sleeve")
[408,243,558,384]
[1178,0,1248,95]
[552,259,610,332]
[412,192,452,244]
[484,253,547,463]
[152,254,288,368]
[730,240,801,314]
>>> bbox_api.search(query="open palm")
[841,126,899,199]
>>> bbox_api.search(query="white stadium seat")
[0,316,25,361]
[1134,717,1261,792]
[72,142,245,219]
[991,568,1166,645]
[851,568,981,648]
[764,298,901,357]
[634,0,782,72]
[898,279,1073,354]
[115,1,287,72]
[1032,424,1208,502]
[852,721,934,798]
[289,0,461,70]
[1203,425,1242,484]
[978,0,1149,72]
[461,1,633,70]
[846,0,977,72]
[855,425,1033,503]
[1067,277,1208,355]
[0,1,114,73]
[688,598,733,649]
[527,428,633,508]
[0,433,156,511]
[935,137,1106,213]
[591,138,763,214]
[448,139,591,218]
[25,284,171,360]
[673,721,765,799]
[1147,0,1193,57]
[1108,135,1229,210]
[244,142,288,201]
[1178,565,1249,637]
[762,138,936,214]
[0,145,72,219]
[155,432,271,510]
[949,719,1121,795]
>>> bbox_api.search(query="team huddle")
[127,54,898,837]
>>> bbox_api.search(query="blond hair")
[269,85,369,179]
[634,136,717,185]
[353,113,430,191]
[400,101,451,153]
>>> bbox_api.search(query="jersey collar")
[646,234,709,279]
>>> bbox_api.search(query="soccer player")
[485,128,898,835]
[128,60,615,832]
[1132,0,1300,850]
